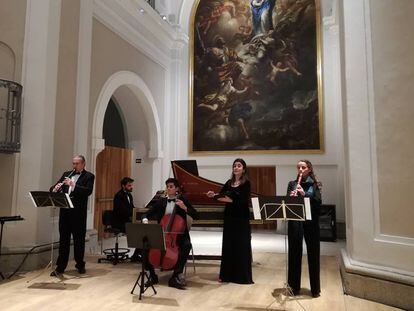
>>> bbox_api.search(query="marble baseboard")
[340,250,414,311]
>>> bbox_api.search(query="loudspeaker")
[319,204,336,242]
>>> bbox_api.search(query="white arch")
[92,70,162,158]
[88,71,163,230]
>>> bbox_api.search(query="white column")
[74,0,93,158]
[9,0,62,246]
[171,32,189,161]
[341,0,414,278]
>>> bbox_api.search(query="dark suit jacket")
[143,195,198,238]
[50,170,95,218]
[112,189,134,232]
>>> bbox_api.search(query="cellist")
[142,178,198,289]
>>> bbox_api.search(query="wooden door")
[94,146,132,239]
[249,166,277,230]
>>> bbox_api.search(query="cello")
[148,195,186,270]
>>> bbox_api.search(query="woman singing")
[287,160,322,297]
[207,158,253,284]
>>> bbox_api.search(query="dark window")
[103,98,126,148]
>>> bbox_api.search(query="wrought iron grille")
[0,79,22,153]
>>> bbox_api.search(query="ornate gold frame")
[188,0,324,155]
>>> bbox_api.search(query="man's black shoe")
[168,276,186,290]
[177,274,187,287]
[77,267,86,274]
[311,291,320,298]
[50,270,63,277]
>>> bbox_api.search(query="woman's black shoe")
[289,288,300,296]
[311,292,320,298]
[77,267,86,274]
[50,270,63,277]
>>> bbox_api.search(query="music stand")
[252,195,311,310]
[126,223,165,300]
[28,191,73,280]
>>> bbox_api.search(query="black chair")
[319,204,337,242]
[98,210,130,265]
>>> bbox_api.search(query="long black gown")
[219,180,254,284]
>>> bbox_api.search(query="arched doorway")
[94,98,132,238]
[90,71,163,231]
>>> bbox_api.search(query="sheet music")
[304,197,312,220]
[251,197,261,220]
[253,196,306,221]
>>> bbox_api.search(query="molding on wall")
[361,0,382,244]
[92,137,105,152]
[375,234,414,247]
[341,249,414,286]
[341,250,414,310]
[93,0,188,69]
[74,0,93,157]
[322,0,338,29]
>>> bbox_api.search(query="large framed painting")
[189,0,323,154]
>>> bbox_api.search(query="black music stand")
[252,195,310,309]
[126,223,165,300]
[28,191,73,279]
[29,191,74,210]
[0,215,24,279]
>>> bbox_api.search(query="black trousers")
[56,210,87,272]
[287,216,320,294]
[146,235,192,277]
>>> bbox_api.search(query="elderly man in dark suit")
[50,155,95,276]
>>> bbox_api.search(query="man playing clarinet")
[50,155,95,276]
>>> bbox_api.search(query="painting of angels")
[190,0,323,153]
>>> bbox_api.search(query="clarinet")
[55,169,76,193]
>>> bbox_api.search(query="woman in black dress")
[287,159,322,297]
[207,158,253,284]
